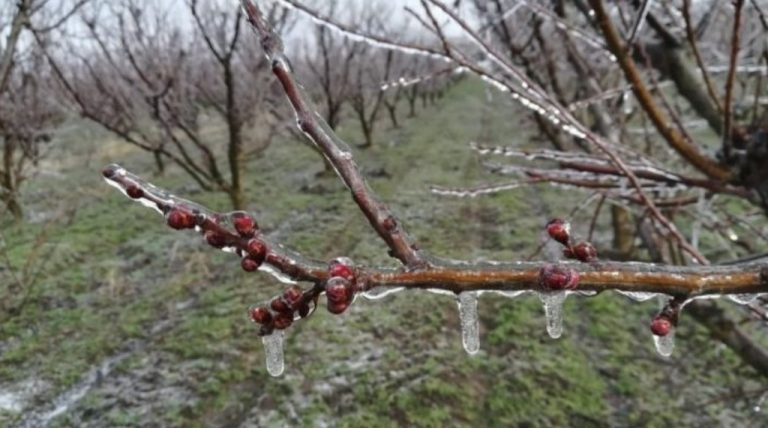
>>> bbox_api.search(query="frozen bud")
[249,306,272,324]
[204,230,227,248]
[231,211,257,237]
[241,257,261,272]
[270,296,292,314]
[125,182,144,199]
[546,218,570,245]
[166,207,195,230]
[650,315,673,336]
[325,277,351,304]
[101,164,119,179]
[538,263,579,290]
[572,241,598,262]
[327,300,349,315]
[283,285,303,307]
[328,257,355,281]
[273,312,293,330]
[246,239,268,263]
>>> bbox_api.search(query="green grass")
[1,78,767,427]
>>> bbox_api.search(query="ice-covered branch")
[102,164,768,372]
[103,165,768,301]
[240,0,426,269]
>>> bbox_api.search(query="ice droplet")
[653,329,675,357]
[362,287,404,300]
[728,294,758,305]
[537,291,567,339]
[753,391,767,412]
[457,292,480,355]
[262,331,285,377]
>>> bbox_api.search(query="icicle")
[457,292,480,355]
[262,331,285,377]
[728,294,758,305]
[653,330,675,357]
[537,291,567,339]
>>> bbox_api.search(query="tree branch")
[103,164,768,297]
[240,0,426,269]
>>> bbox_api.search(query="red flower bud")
[249,306,272,324]
[204,230,227,248]
[572,241,598,262]
[241,257,261,272]
[126,183,144,199]
[270,296,292,314]
[166,207,195,230]
[283,285,303,307]
[325,277,350,304]
[273,312,293,330]
[546,218,570,245]
[650,315,673,336]
[329,258,355,281]
[232,212,257,237]
[327,300,349,314]
[246,239,267,262]
[539,263,579,290]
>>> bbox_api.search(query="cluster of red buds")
[247,257,359,335]
[546,218,598,263]
[249,285,314,335]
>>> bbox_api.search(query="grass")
[1,77,767,427]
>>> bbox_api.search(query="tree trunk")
[153,150,165,176]
[611,205,635,258]
[408,96,417,117]
[225,65,245,210]
[385,103,399,128]
[2,138,22,221]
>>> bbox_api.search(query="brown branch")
[240,0,426,269]
[721,0,745,160]
[588,0,732,182]
[103,165,768,297]
[681,0,723,114]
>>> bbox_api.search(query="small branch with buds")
[102,165,768,338]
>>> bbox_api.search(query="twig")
[722,0,745,161]
[240,0,426,269]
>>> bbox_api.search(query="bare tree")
[44,0,288,209]
[0,0,87,220]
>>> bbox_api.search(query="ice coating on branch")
[537,291,567,339]
[258,264,298,285]
[488,290,528,299]
[653,329,675,357]
[616,290,659,302]
[362,287,404,300]
[457,292,480,355]
[728,294,758,305]
[427,288,456,296]
[262,330,285,377]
